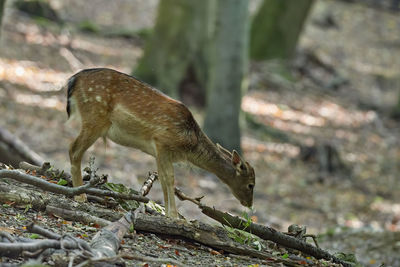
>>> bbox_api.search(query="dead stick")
[26,223,92,252]
[90,212,132,258]
[27,222,61,240]
[46,205,111,227]
[0,239,84,258]
[174,188,350,266]
[133,213,274,260]
[200,205,351,267]
[19,161,72,185]
[0,169,149,203]
[0,127,44,166]
[140,172,158,196]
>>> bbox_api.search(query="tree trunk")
[203,0,249,153]
[133,0,214,104]
[396,91,400,115]
[250,0,314,61]
[0,0,5,38]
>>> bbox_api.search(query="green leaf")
[103,183,140,210]
[24,204,32,213]
[281,253,289,259]
[57,179,68,186]
[30,234,40,239]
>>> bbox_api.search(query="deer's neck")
[188,133,234,183]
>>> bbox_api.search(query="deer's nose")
[240,199,252,207]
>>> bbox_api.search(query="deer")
[66,68,255,218]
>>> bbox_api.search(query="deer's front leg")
[156,153,178,218]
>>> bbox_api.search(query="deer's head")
[217,144,255,208]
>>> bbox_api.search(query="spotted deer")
[66,68,255,218]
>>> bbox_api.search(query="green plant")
[223,212,265,251]
[103,182,140,210]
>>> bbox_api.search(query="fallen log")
[175,188,351,267]
[0,127,44,167]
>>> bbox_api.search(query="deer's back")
[68,68,201,157]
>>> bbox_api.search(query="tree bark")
[397,91,400,113]
[0,0,5,38]
[203,0,249,153]
[133,0,214,104]
[250,0,314,61]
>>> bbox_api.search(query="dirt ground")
[0,0,400,266]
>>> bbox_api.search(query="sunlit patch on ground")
[12,93,64,110]
[242,136,300,157]
[0,58,69,91]
[243,94,377,130]
[243,96,326,127]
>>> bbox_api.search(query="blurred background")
[0,0,399,265]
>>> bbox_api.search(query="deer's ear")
[232,150,243,166]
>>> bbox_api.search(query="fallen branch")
[90,213,131,258]
[46,205,111,227]
[26,223,92,256]
[0,231,16,243]
[44,203,273,262]
[31,208,187,266]
[27,223,62,240]
[0,238,87,258]
[0,169,149,203]
[0,183,121,223]
[19,161,72,185]
[140,172,158,196]
[133,213,274,261]
[3,213,132,261]
[174,188,350,266]
[0,127,44,167]
[200,205,351,267]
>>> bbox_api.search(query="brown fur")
[67,68,255,218]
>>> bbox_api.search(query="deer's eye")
[247,184,254,190]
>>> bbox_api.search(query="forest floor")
[0,0,399,266]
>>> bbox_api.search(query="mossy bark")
[203,0,249,153]
[250,0,314,61]
[133,0,214,101]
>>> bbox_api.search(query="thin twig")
[175,187,203,205]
